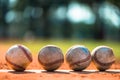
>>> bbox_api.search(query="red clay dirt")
[0,45,120,80]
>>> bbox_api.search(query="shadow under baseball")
[7,70,120,74]
[8,70,35,74]
[41,70,70,74]
[70,70,120,74]
[70,70,99,74]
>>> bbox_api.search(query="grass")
[0,39,120,59]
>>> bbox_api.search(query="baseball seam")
[5,57,25,70]
[18,45,32,62]
[70,54,91,66]
[93,51,115,66]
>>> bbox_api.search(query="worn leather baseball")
[65,45,91,71]
[92,46,115,71]
[38,45,64,71]
[5,44,32,71]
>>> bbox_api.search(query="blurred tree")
[1,0,119,40]
[13,0,28,11]
[13,0,72,38]
[108,0,120,7]
[62,18,73,38]
[38,0,72,38]
[0,0,9,38]
[108,0,120,41]
[77,0,105,40]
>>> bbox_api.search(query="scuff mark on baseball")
[65,45,91,71]
[91,46,115,71]
[5,44,33,71]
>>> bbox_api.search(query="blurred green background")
[0,0,120,59]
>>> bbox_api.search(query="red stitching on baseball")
[18,45,32,62]
[70,54,91,66]
[93,51,115,66]
[5,57,25,70]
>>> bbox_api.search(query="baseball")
[92,46,115,71]
[65,45,91,71]
[38,45,64,71]
[5,44,33,71]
